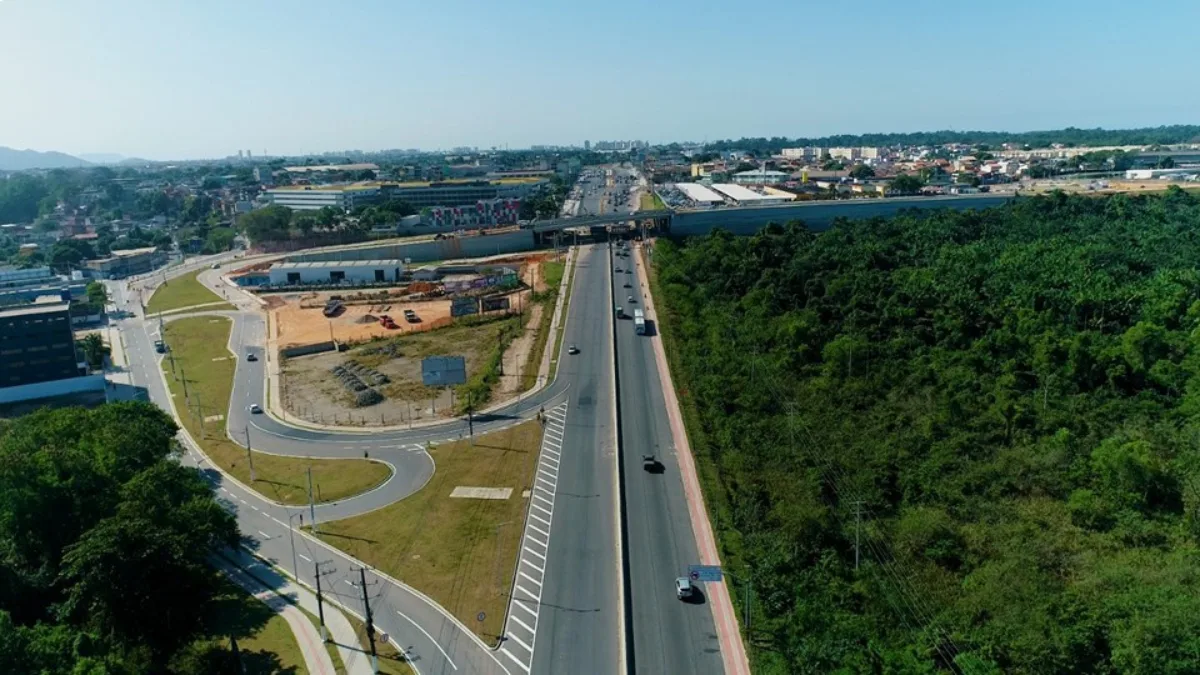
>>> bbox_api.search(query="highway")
[526,244,621,675]
[106,243,628,675]
[612,241,724,674]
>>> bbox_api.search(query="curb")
[609,242,633,674]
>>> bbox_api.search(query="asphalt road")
[526,244,621,675]
[107,245,625,675]
[612,242,724,674]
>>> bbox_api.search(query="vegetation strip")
[162,315,391,505]
[312,420,544,643]
[147,267,231,314]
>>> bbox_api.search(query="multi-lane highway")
[611,242,725,674]
[105,185,734,674]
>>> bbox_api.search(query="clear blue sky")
[1,0,1197,160]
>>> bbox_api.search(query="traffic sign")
[688,564,722,582]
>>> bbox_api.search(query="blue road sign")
[688,564,722,583]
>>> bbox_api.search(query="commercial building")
[710,184,794,205]
[1124,168,1195,180]
[0,303,82,388]
[266,178,546,212]
[731,169,790,185]
[267,259,405,286]
[674,182,725,206]
[84,247,167,280]
[426,199,520,229]
[0,266,86,307]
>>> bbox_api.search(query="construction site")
[234,251,564,427]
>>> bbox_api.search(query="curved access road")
[107,244,621,675]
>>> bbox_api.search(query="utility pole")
[467,390,474,441]
[288,513,302,579]
[354,567,380,673]
[308,466,318,534]
[853,499,865,571]
[314,560,335,642]
[245,425,256,482]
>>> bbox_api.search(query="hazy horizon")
[3,0,1198,161]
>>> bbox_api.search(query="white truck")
[633,308,646,335]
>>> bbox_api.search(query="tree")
[848,164,875,179]
[888,173,924,193]
[237,205,292,243]
[77,333,108,369]
[0,403,238,670]
[86,281,108,306]
[202,227,236,254]
[1158,156,1177,169]
[49,239,96,271]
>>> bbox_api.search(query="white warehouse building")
[268,259,405,286]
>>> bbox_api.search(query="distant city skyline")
[2,0,1198,161]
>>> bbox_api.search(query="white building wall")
[268,264,402,285]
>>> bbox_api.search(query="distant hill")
[77,152,126,164]
[0,146,91,170]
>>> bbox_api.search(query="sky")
[1,0,1198,160]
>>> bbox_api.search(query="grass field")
[188,578,309,674]
[639,192,666,211]
[148,268,233,314]
[162,316,392,505]
[313,421,543,644]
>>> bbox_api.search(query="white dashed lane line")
[499,401,569,674]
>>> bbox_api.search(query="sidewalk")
[214,556,339,675]
[633,242,752,675]
[223,547,378,675]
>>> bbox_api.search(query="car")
[675,577,694,600]
[245,352,257,361]
[211,263,220,269]
[628,295,635,303]
[615,306,624,318]
[626,269,632,275]
[642,454,660,471]
[624,282,631,288]
[247,403,263,414]
[614,266,621,272]
[568,344,580,355]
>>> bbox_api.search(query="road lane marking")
[510,613,535,634]
[395,610,459,671]
[500,648,531,672]
[522,559,544,574]
[523,546,546,560]
[507,630,534,653]
[299,554,312,562]
[257,530,271,539]
[518,570,542,588]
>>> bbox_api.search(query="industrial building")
[84,247,167,279]
[0,266,87,306]
[266,177,546,212]
[267,259,405,286]
[731,169,790,185]
[710,184,794,206]
[674,183,725,206]
[0,303,83,388]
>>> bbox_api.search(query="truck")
[633,308,646,335]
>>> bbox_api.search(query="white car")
[247,403,263,414]
[675,577,694,600]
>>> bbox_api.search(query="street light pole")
[287,513,303,579]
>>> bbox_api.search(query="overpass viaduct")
[530,193,1016,242]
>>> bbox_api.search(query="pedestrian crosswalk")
[499,401,568,673]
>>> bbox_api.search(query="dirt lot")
[281,311,533,426]
[273,295,458,348]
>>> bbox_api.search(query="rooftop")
[710,183,789,202]
[284,163,380,173]
[734,169,790,177]
[271,259,405,270]
[0,302,69,318]
[268,177,545,194]
[108,246,160,258]
[675,182,725,203]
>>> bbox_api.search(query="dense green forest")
[0,403,240,673]
[653,188,1200,674]
[704,124,1200,154]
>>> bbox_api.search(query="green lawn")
[184,578,309,674]
[148,268,233,314]
[162,316,392,505]
[639,192,666,211]
[313,421,543,644]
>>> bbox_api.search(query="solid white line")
[543,447,561,456]
[532,493,554,507]
[396,610,459,671]
[344,579,355,588]
[531,502,552,517]
[529,512,551,527]
[257,530,271,539]
[298,553,312,562]
[523,545,546,560]
[537,468,556,481]
[525,532,547,547]
[512,598,538,616]
[518,570,543,589]
[536,477,555,490]
[516,584,540,602]
[510,613,536,635]
[499,648,531,672]
[522,559,544,574]
[541,456,560,467]
[527,522,549,538]
[507,630,534,654]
